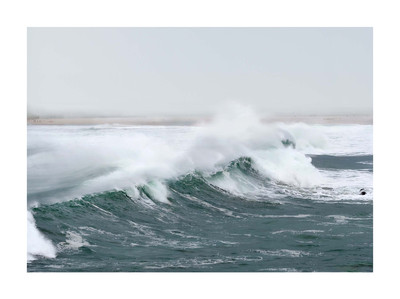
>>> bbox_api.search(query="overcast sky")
[27,27,372,117]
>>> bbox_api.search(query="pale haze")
[27,27,372,118]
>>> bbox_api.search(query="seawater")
[27,113,372,272]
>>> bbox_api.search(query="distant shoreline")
[27,115,373,126]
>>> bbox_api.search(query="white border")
[1,0,399,298]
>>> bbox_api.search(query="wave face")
[27,110,373,272]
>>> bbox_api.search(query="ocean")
[27,113,372,272]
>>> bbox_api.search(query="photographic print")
[27,27,372,272]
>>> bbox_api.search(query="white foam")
[142,180,170,203]
[313,169,373,202]
[58,231,90,250]
[27,211,57,262]
[251,148,323,187]
[255,249,311,257]
[28,105,371,205]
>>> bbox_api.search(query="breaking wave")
[27,106,373,269]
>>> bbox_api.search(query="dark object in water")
[359,188,366,195]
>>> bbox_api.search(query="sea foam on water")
[27,211,57,262]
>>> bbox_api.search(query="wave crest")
[28,107,325,207]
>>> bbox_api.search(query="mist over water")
[27,108,372,271]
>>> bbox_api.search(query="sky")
[27,27,372,117]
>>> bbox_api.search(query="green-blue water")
[27,124,372,272]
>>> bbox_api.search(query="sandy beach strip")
[27,115,372,126]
